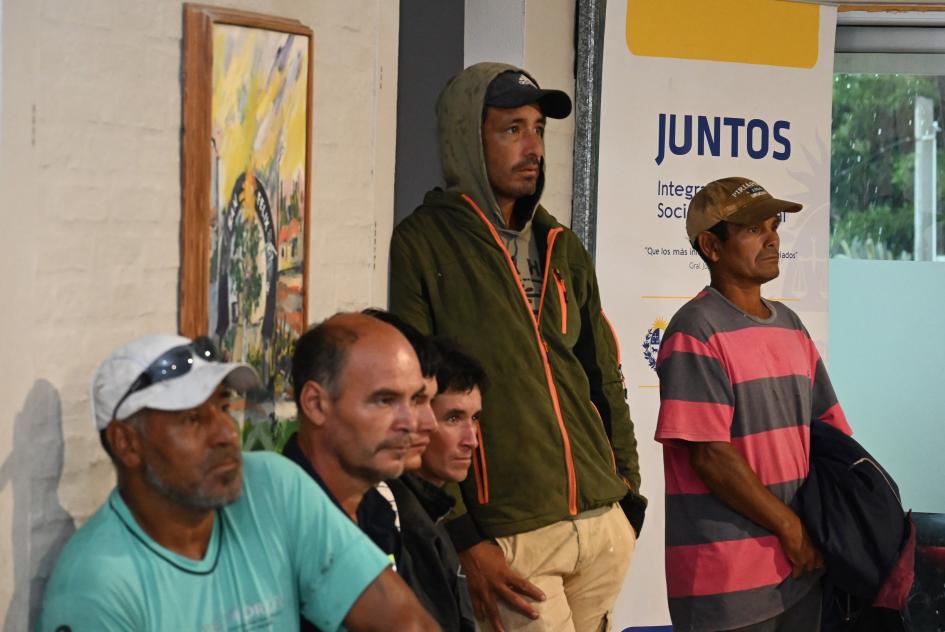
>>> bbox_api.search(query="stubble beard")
[513,180,538,200]
[143,456,243,511]
[371,436,411,481]
[508,161,539,200]
[490,158,540,207]
[759,262,780,284]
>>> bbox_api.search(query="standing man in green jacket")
[390,62,646,632]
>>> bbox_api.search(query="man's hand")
[688,441,825,579]
[776,514,825,578]
[459,541,545,632]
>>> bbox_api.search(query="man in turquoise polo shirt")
[38,334,437,632]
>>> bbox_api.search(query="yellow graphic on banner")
[626,0,819,69]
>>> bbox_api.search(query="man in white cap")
[655,177,852,631]
[38,334,438,632]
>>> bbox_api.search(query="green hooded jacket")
[390,62,646,543]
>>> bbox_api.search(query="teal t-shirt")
[38,452,389,631]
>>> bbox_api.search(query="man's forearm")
[687,440,822,576]
[343,567,440,632]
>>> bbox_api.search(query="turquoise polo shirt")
[38,451,389,631]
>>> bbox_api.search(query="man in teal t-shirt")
[38,334,438,632]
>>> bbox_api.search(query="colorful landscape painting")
[207,24,309,449]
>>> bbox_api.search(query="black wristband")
[620,490,648,537]
[444,513,487,552]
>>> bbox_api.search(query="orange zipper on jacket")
[462,194,578,516]
[598,310,632,490]
[552,268,568,335]
[472,425,489,504]
[601,309,622,365]
[601,309,627,393]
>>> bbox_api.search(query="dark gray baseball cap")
[484,71,572,119]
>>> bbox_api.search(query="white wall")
[830,259,945,514]
[0,0,399,627]
[524,0,576,227]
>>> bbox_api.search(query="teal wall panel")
[829,259,945,513]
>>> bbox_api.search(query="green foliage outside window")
[831,73,945,259]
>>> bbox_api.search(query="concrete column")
[914,95,937,260]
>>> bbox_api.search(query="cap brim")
[726,197,802,225]
[488,87,572,119]
[115,361,261,421]
[536,90,572,119]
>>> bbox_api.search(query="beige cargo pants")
[488,503,637,632]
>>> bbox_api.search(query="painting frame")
[181,4,313,447]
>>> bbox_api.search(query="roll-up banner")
[595,2,837,629]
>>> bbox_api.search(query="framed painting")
[181,4,312,450]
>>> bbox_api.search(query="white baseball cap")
[91,334,261,431]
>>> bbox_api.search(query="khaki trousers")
[488,503,636,632]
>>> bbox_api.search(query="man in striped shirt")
[655,177,852,631]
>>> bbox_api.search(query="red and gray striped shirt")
[655,287,851,631]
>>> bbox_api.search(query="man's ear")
[299,380,331,427]
[106,420,143,469]
[696,231,722,264]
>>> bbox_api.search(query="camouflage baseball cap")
[686,177,802,243]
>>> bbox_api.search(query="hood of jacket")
[436,62,546,228]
